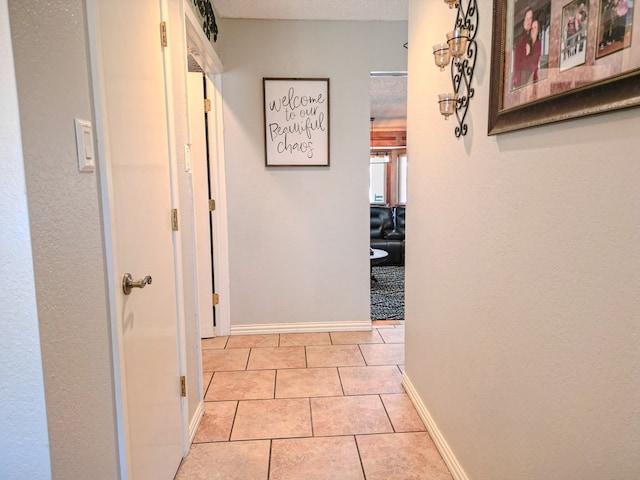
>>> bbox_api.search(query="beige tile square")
[306,345,365,368]
[378,326,405,344]
[193,401,237,443]
[270,436,364,480]
[205,370,275,401]
[360,343,404,365]
[338,365,404,395]
[202,348,249,371]
[330,330,383,345]
[226,334,279,349]
[201,336,228,349]
[356,432,452,479]
[276,367,343,398]
[231,398,311,440]
[175,440,270,480]
[310,395,393,436]
[381,394,426,432]
[247,346,306,370]
[202,371,213,397]
[279,332,331,346]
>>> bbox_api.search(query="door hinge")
[180,376,186,397]
[212,293,219,305]
[204,98,212,113]
[209,199,216,211]
[160,22,168,47]
[171,209,179,231]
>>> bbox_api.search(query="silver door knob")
[122,273,152,295]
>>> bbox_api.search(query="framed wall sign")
[263,78,330,166]
[488,0,640,135]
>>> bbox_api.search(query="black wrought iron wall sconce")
[192,0,218,42]
[433,0,478,137]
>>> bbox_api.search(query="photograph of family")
[596,0,633,58]
[501,0,637,111]
[559,0,588,71]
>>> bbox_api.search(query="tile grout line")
[307,397,314,438]
[244,348,251,371]
[336,366,346,396]
[267,439,273,479]
[273,369,278,399]
[357,343,368,366]
[227,398,240,442]
[353,434,368,480]
[378,393,397,433]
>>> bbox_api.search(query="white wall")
[8,1,119,477]
[0,1,51,476]
[219,19,407,330]
[405,2,640,479]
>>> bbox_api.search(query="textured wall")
[0,1,51,476]
[8,1,119,477]
[219,19,407,327]
[405,1,640,479]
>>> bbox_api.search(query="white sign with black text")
[263,78,330,166]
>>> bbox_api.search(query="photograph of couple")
[511,0,551,90]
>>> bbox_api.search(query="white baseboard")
[230,320,372,335]
[402,372,469,480]
[187,401,204,447]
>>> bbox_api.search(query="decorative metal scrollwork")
[434,0,479,137]
[192,0,218,42]
[451,0,478,137]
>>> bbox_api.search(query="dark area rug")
[370,266,405,320]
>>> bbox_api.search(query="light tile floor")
[175,322,453,480]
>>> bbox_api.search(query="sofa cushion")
[370,206,394,239]
[384,230,403,240]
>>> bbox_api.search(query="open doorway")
[369,72,407,322]
[183,12,231,339]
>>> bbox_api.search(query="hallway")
[175,323,452,479]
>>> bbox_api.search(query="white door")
[187,72,215,338]
[91,0,183,478]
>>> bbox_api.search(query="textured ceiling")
[214,0,408,21]
[370,74,407,131]
[213,0,408,130]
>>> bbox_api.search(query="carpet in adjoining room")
[370,266,405,320]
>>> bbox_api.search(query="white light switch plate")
[74,118,95,172]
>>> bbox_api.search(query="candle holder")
[438,93,459,119]
[433,0,478,137]
[433,43,451,72]
[446,28,469,58]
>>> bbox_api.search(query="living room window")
[397,153,408,205]
[369,154,389,204]
[369,150,407,206]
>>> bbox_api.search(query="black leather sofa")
[370,206,405,266]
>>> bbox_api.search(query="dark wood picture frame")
[263,78,330,166]
[488,0,640,135]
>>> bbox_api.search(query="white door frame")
[183,2,231,337]
[205,73,231,338]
